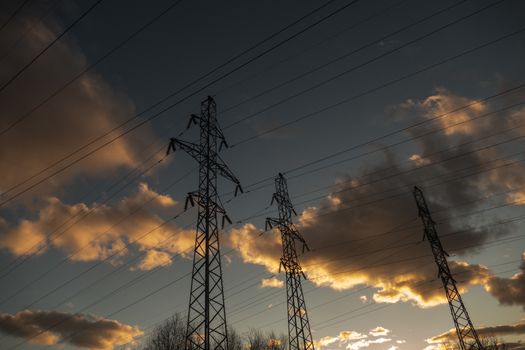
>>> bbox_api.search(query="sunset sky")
[0,0,524,349]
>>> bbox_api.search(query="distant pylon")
[266,173,314,350]
[167,96,243,350]
[412,186,483,350]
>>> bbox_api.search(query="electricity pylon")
[167,96,242,350]
[413,186,483,350]
[266,173,314,350]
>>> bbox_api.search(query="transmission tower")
[265,173,314,350]
[167,96,242,350]
[413,186,483,350]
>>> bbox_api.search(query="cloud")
[0,183,195,269]
[227,88,525,308]
[346,338,392,350]
[485,252,525,309]
[0,309,142,349]
[369,327,390,337]
[318,330,367,348]
[260,277,284,288]
[428,321,525,344]
[0,13,157,206]
[228,224,282,274]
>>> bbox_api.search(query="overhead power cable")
[239,129,525,227]
[214,0,410,97]
[230,234,523,327]
[0,0,61,63]
[290,120,525,201]
[221,82,525,196]
[0,165,196,307]
[220,0,471,116]
[0,0,185,137]
[0,145,169,281]
[0,0,358,207]
[230,25,525,147]
[0,0,31,33]
[0,0,104,94]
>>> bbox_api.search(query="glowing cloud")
[227,88,525,308]
[0,16,157,206]
[261,277,284,288]
[0,310,143,349]
[0,183,195,270]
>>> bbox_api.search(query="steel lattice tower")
[413,186,483,350]
[266,173,314,350]
[167,96,242,350]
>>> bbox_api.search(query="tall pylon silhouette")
[167,96,243,350]
[413,186,483,350]
[266,173,314,350]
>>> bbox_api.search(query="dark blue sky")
[0,0,525,349]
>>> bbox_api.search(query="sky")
[0,0,524,349]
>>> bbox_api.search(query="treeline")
[140,313,287,350]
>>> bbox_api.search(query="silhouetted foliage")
[141,314,287,350]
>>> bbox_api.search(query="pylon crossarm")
[167,138,201,160]
[215,154,242,187]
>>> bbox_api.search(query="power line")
[241,136,525,228]
[230,25,525,147]
[291,127,525,211]
[0,145,169,281]
[219,0,471,116]
[0,166,196,308]
[213,0,410,97]
[0,0,31,33]
[232,94,525,200]
[313,266,520,332]
[0,209,186,308]
[0,0,185,137]
[0,0,104,94]
[290,119,525,201]
[230,234,524,328]
[0,0,359,207]
[3,205,275,349]
[0,0,61,63]
[221,82,525,197]
[112,223,523,348]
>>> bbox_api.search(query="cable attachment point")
[219,138,228,152]
[234,184,243,197]
[270,193,278,206]
[221,214,232,229]
[265,218,273,231]
[184,192,195,211]
[166,138,176,155]
[186,114,200,129]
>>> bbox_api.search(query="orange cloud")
[260,277,284,288]
[369,327,390,337]
[318,330,367,348]
[0,183,195,270]
[427,320,525,348]
[0,15,158,206]
[0,309,143,350]
[227,88,525,308]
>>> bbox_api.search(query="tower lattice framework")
[266,173,314,350]
[167,96,242,350]
[413,186,483,350]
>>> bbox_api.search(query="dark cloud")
[229,88,525,307]
[428,320,525,347]
[0,309,143,349]
[0,13,157,207]
[486,252,525,309]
